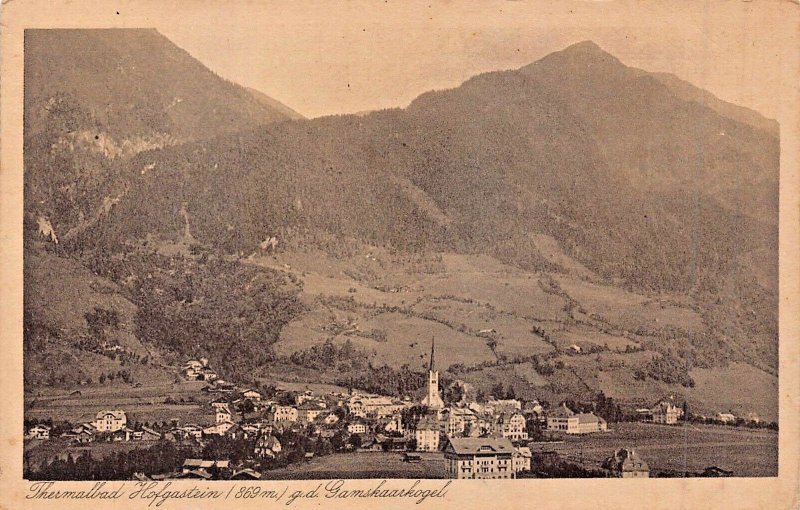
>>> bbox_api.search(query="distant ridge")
[638,70,779,135]
[246,87,305,120]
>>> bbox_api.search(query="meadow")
[553,422,778,477]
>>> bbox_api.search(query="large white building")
[444,437,516,479]
[546,405,607,434]
[93,410,127,432]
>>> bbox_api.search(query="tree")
[490,383,505,399]
[239,399,256,418]
[443,383,464,404]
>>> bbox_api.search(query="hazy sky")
[13,0,800,119]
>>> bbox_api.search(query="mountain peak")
[562,40,606,53]
[523,40,623,75]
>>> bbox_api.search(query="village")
[24,341,775,481]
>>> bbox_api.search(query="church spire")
[429,337,436,373]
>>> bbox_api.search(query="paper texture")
[1,1,798,509]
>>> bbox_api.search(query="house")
[225,424,247,440]
[93,410,127,432]
[604,448,650,478]
[443,411,466,437]
[358,438,384,452]
[26,424,51,440]
[746,413,762,424]
[650,400,683,425]
[178,424,204,440]
[241,389,262,401]
[183,360,204,380]
[298,402,325,424]
[199,367,219,382]
[184,359,204,371]
[547,405,607,434]
[486,398,522,416]
[382,436,409,452]
[382,414,404,434]
[62,423,96,443]
[497,412,528,441]
[716,412,736,424]
[513,446,532,473]
[215,405,233,424]
[272,405,299,422]
[111,427,134,442]
[473,413,495,437]
[347,419,368,435]
[254,435,282,459]
[139,426,162,441]
[240,423,263,438]
[523,400,544,420]
[203,421,236,436]
[415,417,440,452]
[569,344,582,353]
[181,459,229,478]
[177,469,214,480]
[443,437,516,479]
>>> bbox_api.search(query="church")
[421,338,444,410]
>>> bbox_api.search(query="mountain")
[24,38,779,417]
[635,70,779,136]
[24,29,296,142]
[24,28,300,242]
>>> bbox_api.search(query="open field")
[262,452,447,480]
[25,380,214,425]
[24,439,153,471]
[552,422,778,477]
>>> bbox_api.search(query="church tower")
[422,338,444,410]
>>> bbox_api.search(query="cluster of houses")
[28,345,753,480]
[26,410,161,444]
[182,358,218,382]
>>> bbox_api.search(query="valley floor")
[552,422,778,477]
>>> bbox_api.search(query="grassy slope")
[248,247,777,420]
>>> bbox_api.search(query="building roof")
[298,402,324,411]
[548,404,576,419]
[230,469,262,480]
[95,410,126,420]
[179,470,213,480]
[575,412,605,424]
[257,435,281,448]
[416,417,439,431]
[446,437,515,455]
[141,426,161,436]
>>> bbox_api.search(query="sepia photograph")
[3,1,798,501]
